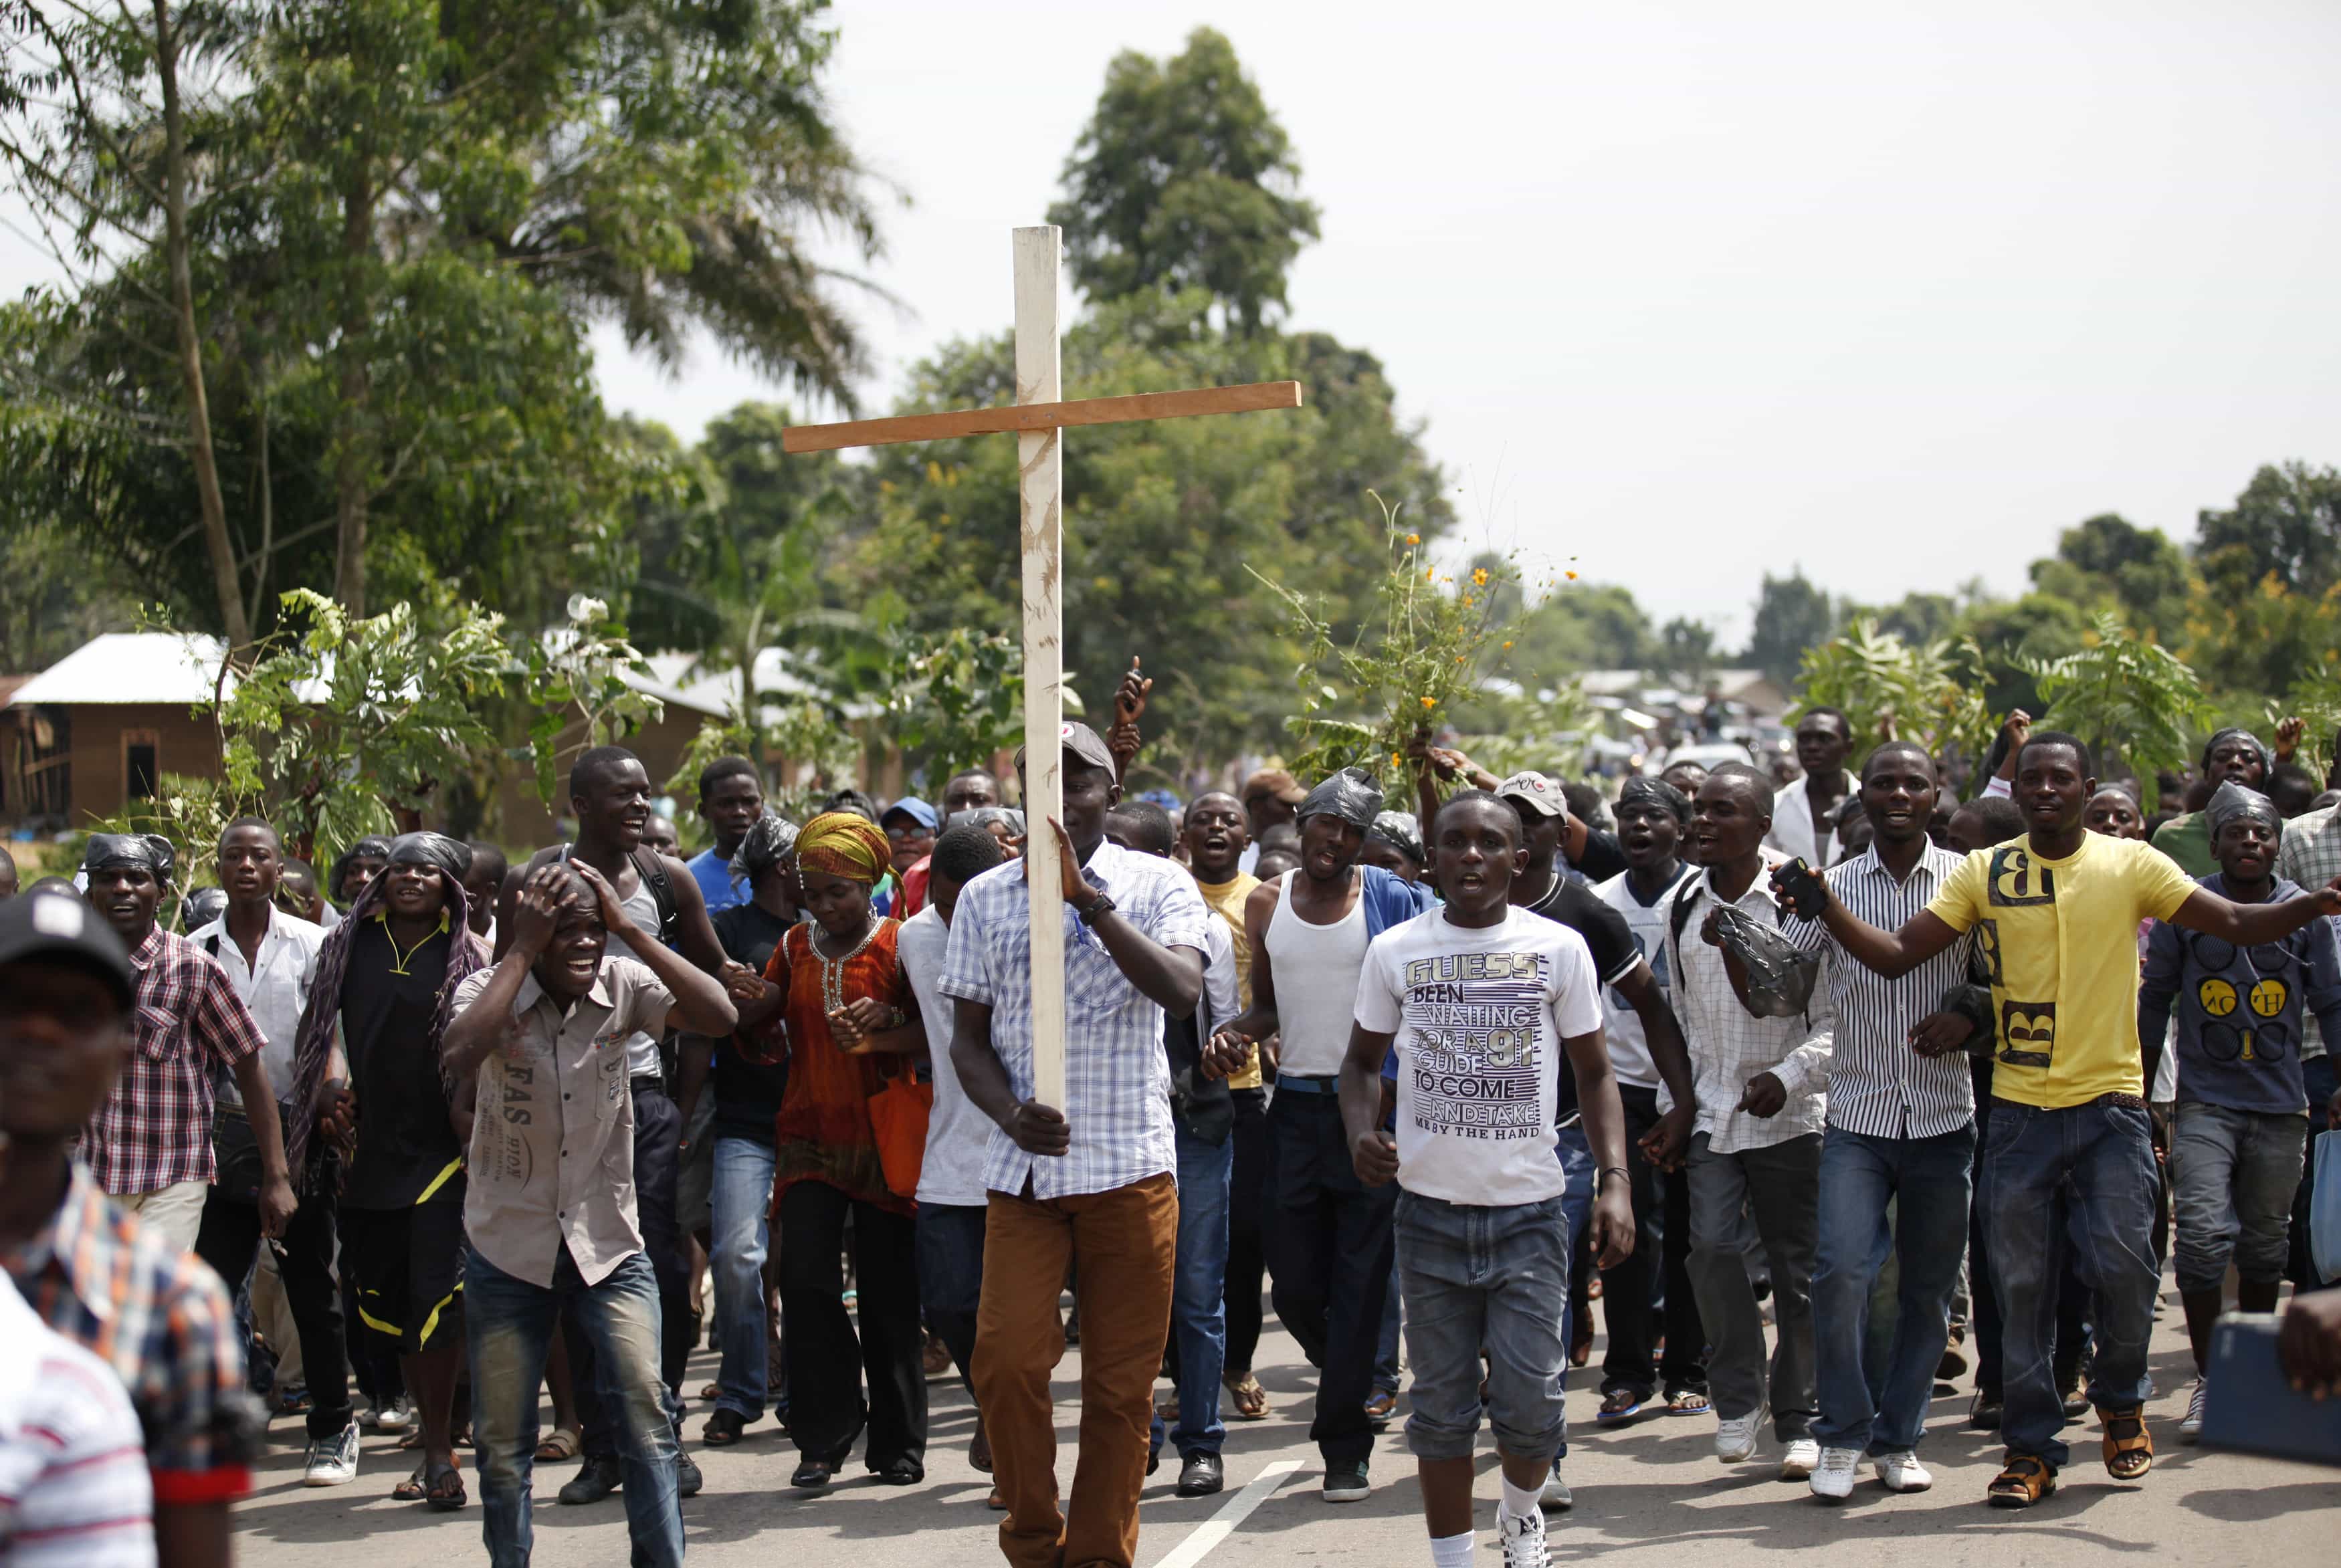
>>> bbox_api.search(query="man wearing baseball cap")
[943,719,1214,1568]
[1239,769,1309,873]
[0,888,264,1565]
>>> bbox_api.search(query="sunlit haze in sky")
[10,2,2337,646]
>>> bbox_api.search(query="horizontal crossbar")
[781,380,1304,454]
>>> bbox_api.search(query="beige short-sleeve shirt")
[450,956,675,1288]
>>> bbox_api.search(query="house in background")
[1,633,229,829]
[0,631,892,848]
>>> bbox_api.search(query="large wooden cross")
[783,225,1302,1109]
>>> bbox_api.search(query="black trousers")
[779,1178,926,1470]
[1600,1083,1708,1399]
[1223,1087,1270,1375]
[1265,1087,1396,1468]
[195,1178,354,1441]
[573,1078,692,1455]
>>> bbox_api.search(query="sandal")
[425,1459,467,1512]
[392,1463,428,1502]
[987,1486,1007,1511]
[536,1426,582,1464]
[1222,1371,1269,1421]
[702,1409,748,1448]
[1987,1454,2056,1508]
[2101,1405,2154,1480]
[1666,1388,1712,1416]
[702,1383,723,1402]
[1598,1389,1645,1424]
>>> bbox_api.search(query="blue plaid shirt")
[938,839,1213,1199]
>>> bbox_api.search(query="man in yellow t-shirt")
[1782,730,2341,1510]
[1181,792,1272,1419]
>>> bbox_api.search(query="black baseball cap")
[0,889,136,1011]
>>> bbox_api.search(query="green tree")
[1948,591,2094,717]
[1501,583,1656,677]
[2027,513,2190,640]
[2020,612,2215,781]
[2196,461,2341,598]
[1659,617,1719,685]
[1746,570,1838,686]
[1047,27,1320,332]
[835,289,1451,756]
[1791,618,1997,763]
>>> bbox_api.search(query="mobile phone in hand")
[1777,858,1827,919]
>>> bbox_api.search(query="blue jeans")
[1395,1189,1570,1462]
[916,1202,987,1389]
[1552,1125,1595,1458]
[468,1247,680,1568]
[1811,1122,1976,1454]
[1150,1125,1233,1460]
[709,1135,776,1422]
[1983,1099,2158,1467]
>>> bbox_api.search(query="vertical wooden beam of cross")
[784,225,1302,1111]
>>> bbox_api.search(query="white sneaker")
[1716,1402,1768,1464]
[302,1420,361,1486]
[1500,1506,1552,1568]
[1540,1458,1574,1510]
[2180,1377,2209,1440]
[1808,1446,1860,1500]
[1778,1437,1821,1480]
[372,1394,414,1434]
[1873,1450,1932,1492]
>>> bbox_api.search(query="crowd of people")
[4,680,2341,1568]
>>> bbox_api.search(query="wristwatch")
[1074,891,1117,925]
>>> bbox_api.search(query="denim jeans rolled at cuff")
[469,1246,682,1568]
[1150,1125,1233,1462]
[1983,1099,2159,1468]
[709,1135,777,1422]
[2169,1100,2307,1295]
[1396,1189,1570,1464]
[1811,1122,1974,1455]
[1684,1131,1821,1440]
[1265,1089,1397,1468]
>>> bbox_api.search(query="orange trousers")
[972,1173,1177,1568]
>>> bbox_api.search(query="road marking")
[1149,1459,1304,1568]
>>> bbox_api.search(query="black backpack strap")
[631,847,680,949]
[1669,875,1704,946]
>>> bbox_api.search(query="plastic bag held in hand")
[1710,905,1821,1018]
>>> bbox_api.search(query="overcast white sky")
[12,2,2338,645]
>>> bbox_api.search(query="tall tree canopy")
[1047,27,1320,333]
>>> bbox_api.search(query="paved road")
[232,1285,2334,1567]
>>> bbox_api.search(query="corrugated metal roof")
[4,633,234,707]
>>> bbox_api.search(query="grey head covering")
[1619,774,1692,822]
[2201,727,2273,781]
[2205,780,2281,842]
[82,832,176,883]
[1298,767,1384,830]
[1366,809,1425,866]
[730,812,801,883]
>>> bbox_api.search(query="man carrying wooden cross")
[939,720,1212,1568]
[785,224,1300,1565]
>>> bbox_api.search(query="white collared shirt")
[187,905,326,1104]
[1764,770,1856,870]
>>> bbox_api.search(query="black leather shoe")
[791,1458,837,1490]
[1176,1453,1224,1498]
[676,1452,703,1498]
[874,1456,923,1486]
[558,1456,623,1505]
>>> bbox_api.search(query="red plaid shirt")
[3,1161,259,1505]
[85,925,268,1196]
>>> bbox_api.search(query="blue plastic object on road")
[2200,1312,2341,1466]
[2314,1129,2341,1284]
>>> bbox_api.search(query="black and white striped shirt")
[1785,844,1978,1139]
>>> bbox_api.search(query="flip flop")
[425,1460,467,1512]
[1221,1371,1269,1420]
[1666,1388,1712,1416]
[1597,1391,1645,1424]
[536,1426,582,1464]
[702,1409,748,1448]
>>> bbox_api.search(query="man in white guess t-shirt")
[1341,790,1634,1568]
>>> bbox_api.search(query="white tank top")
[1264,869,1370,1077]
[599,875,665,1079]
